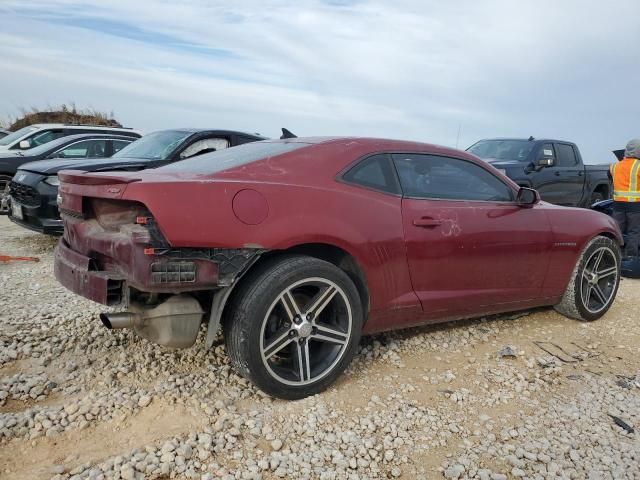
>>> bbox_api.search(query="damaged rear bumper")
[55,218,263,307]
[54,239,126,305]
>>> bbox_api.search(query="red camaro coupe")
[54,137,622,399]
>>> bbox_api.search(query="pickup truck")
[467,138,611,207]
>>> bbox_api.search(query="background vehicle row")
[4,129,265,233]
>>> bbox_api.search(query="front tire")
[224,255,363,399]
[554,236,621,321]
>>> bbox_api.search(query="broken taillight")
[90,199,150,228]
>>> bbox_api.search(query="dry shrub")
[3,103,122,131]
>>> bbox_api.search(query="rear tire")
[554,236,621,321]
[224,255,363,400]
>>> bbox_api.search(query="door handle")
[413,217,443,228]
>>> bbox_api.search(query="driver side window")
[537,143,555,162]
[392,154,514,202]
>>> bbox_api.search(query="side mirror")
[516,187,540,207]
[537,157,554,167]
[19,140,31,149]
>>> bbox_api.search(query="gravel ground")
[0,216,638,480]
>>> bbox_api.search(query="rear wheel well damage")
[205,243,369,347]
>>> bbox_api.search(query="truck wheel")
[224,255,363,399]
[590,191,605,205]
[554,236,621,321]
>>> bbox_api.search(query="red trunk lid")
[57,170,141,215]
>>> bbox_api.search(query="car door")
[552,143,585,205]
[529,143,560,202]
[394,153,553,318]
[534,143,584,206]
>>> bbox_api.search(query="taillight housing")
[90,199,149,229]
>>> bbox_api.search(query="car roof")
[57,133,138,141]
[473,138,574,144]
[149,128,267,139]
[261,136,465,152]
[36,133,138,151]
[18,123,136,130]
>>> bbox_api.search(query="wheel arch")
[273,242,370,316]
[207,242,370,347]
[596,230,623,245]
[592,182,611,199]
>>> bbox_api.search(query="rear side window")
[537,143,555,161]
[159,141,307,173]
[342,154,400,194]
[555,143,578,166]
[57,139,107,158]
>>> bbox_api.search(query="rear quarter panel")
[122,176,415,319]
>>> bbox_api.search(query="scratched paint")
[436,210,462,237]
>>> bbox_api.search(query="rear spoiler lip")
[58,169,142,186]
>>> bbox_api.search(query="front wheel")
[224,255,363,399]
[554,236,621,321]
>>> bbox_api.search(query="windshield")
[467,140,535,161]
[159,141,307,174]
[112,130,192,160]
[0,126,39,146]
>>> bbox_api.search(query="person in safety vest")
[609,138,640,257]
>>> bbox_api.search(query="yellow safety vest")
[610,158,640,202]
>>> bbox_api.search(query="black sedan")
[7,129,266,235]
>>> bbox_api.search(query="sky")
[0,0,639,163]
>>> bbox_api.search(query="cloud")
[0,0,638,161]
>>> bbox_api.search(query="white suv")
[0,124,141,152]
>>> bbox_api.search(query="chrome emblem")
[16,173,26,183]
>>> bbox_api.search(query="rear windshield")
[158,141,308,173]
